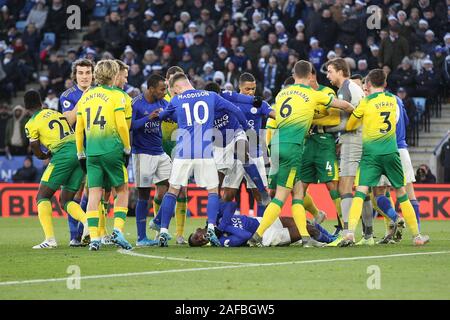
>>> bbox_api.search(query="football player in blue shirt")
[131,74,169,247]
[59,58,94,246]
[154,72,250,247]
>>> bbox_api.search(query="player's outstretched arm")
[216,94,250,130]
[346,113,362,131]
[329,97,354,113]
[75,112,85,157]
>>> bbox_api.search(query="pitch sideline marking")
[1,250,449,287]
[118,249,252,265]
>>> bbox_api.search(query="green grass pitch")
[0,217,449,300]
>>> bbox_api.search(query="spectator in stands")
[44,0,66,49]
[263,54,282,95]
[43,89,58,111]
[12,156,37,183]
[189,33,212,70]
[22,23,40,70]
[440,137,450,183]
[309,37,324,72]
[415,59,440,99]
[101,11,127,58]
[179,50,195,73]
[224,58,240,89]
[48,50,70,94]
[379,25,409,70]
[38,75,49,99]
[1,47,19,102]
[397,87,417,127]
[201,61,215,82]
[145,20,165,51]
[128,63,144,88]
[82,20,103,51]
[349,42,368,66]
[25,0,47,31]
[0,103,10,155]
[4,105,29,156]
[390,57,417,96]
[421,30,438,56]
[356,59,369,77]
[415,164,436,184]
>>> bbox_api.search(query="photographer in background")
[415,164,437,184]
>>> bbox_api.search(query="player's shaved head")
[204,81,221,93]
[293,60,313,79]
[366,69,386,88]
[166,66,184,80]
[239,72,256,84]
[24,89,42,110]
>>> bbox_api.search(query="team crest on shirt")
[250,107,257,114]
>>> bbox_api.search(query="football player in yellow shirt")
[75,60,132,251]
[343,69,429,246]
[248,61,354,247]
[24,90,88,249]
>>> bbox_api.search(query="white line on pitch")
[118,249,252,265]
[1,250,449,287]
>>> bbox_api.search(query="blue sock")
[136,199,148,241]
[376,195,398,222]
[72,199,85,238]
[67,215,79,241]
[80,194,88,212]
[257,202,266,217]
[410,199,421,231]
[160,193,177,229]
[243,163,266,193]
[314,223,334,243]
[153,210,161,226]
[206,193,220,225]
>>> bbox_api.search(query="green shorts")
[355,152,405,188]
[41,142,84,193]
[267,143,303,189]
[300,133,338,183]
[87,150,128,188]
[162,140,176,158]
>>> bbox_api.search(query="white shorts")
[339,132,363,177]
[223,156,268,189]
[132,153,172,187]
[169,158,219,189]
[213,130,247,173]
[399,148,416,183]
[257,217,291,247]
[377,175,392,187]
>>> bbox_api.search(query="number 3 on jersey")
[86,106,107,130]
[182,101,209,126]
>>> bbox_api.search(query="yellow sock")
[303,192,319,218]
[65,201,86,223]
[153,198,161,216]
[255,198,283,236]
[98,201,106,237]
[292,199,309,237]
[348,191,365,231]
[387,191,396,208]
[113,207,128,232]
[175,198,187,237]
[37,199,54,240]
[87,210,99,240]
[398,194,419,236]
[330,190,342,226]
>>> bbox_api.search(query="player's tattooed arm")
[29,141,51,160]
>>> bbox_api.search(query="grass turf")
[0,217,449,300]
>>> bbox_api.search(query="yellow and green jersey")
[113,86,132,129]
[25,109,74,153]
[271,84,332,145]
[352,91,398,155]
[312,85,340,126]
[76,85,126,156]
[161,92,178,154]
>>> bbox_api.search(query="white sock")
[160,227,169,234]
[208,223,215,230]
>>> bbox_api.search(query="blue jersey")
[60,84,85,113]
[160,90,248,159]
[217,211,260,247]
[395,96,408,149]
[131,94,168,155]
[235,100,272,157]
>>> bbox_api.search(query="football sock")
[206,193,219,226]
[314,223,334,243]
[303,193,319,219]
[362,196,373,239]
[113,207,128,232]
[136,199,148,242]
[160,193,177,230]
[340,193,353,230]
[410,199,421,231]
[153,198,161,220]
[376,195,398,222]
[37,199,54,240]
[330,190,343,227]
[67,214,79,241]
[98,201,106,237]
[292,199,310,237]
[87,210,99,240]
[243,163,266,193]
[398,194,420,236]
[175,197,187,238]
[65,201,87,223]
[348,191,366,232]
[256,198,282,237]
[256,202,266,217]
[80,194,88,212]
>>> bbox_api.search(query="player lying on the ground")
[24,89,88,249]
[188,205,337,247]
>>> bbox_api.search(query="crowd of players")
[24,52,430,250]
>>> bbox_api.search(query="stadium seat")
[15,21,27,33]
[93,0,109,19]
[39,32,56,52]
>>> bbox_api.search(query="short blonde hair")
[115,59,130,71]
[94,59,119,85]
